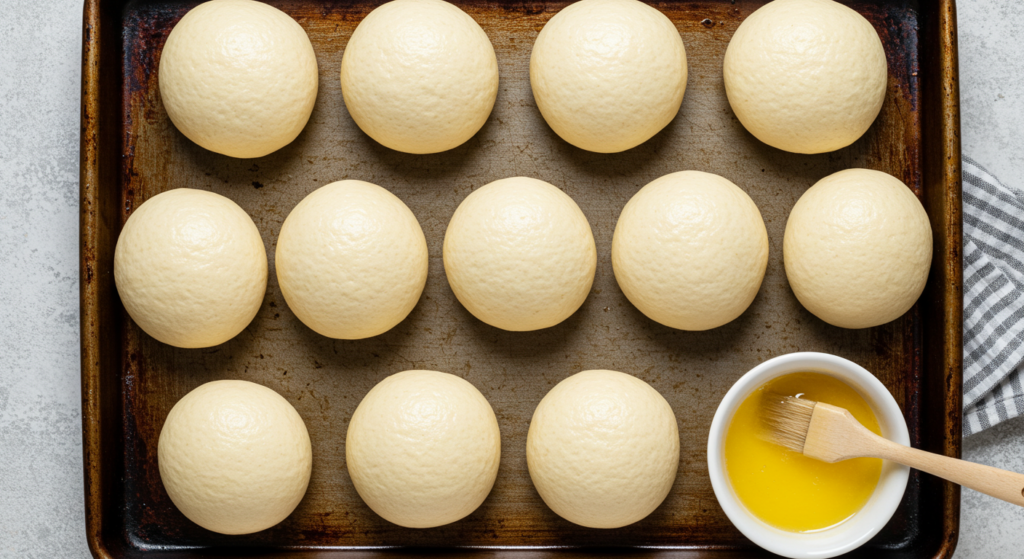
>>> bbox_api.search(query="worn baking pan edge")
[83,0,134,556]
[81,0,964,557]
[82,0,103,556]
[82,0,116,557]
[920,0,963,557]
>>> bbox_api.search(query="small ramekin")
[707,352,910,559]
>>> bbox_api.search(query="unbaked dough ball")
[530,0,687,153]
[443,177,596,331]
[114,189,267,348]
[346,370,501,528]
[723,0,887,154]
[527,370,679,529]
[158,0,318,158]
[340,0,499,154]
[158,380,312,535]
[784,168,932,329]
[612,171,768,331]
[275,181,428,340]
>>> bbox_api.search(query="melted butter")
[724,372,883,532]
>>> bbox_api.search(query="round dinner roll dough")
[346,370,501,528]
[158,380,312,535]
[527,370,679,529]
[784,168,933,329]
[275,181,428,340]
[340,0,499,154]
[530,0,687,153]
[612,171,769,331]
[114,189,267,348]
[443,177,597,331]
[159,0,318,158]
[723,0,887,154]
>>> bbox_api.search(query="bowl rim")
[706,351,911,559]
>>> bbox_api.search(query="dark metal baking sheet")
[80,0,963,556]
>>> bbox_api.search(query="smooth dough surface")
[612,171,769,331]
[784,168,933,329]
[275,181,428,340]
[723,0,887,154]
[443,177,596,331]
[530,0,687,153]
[346,370,501,528]
[158,0,318,158]
[114,188,268,348]
[527,370,680,529]
[340,0,499,154]
[158,380,312,535]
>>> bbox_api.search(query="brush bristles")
[759,394,816,453]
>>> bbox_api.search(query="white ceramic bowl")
[707,352,910,559]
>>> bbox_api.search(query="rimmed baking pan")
[81,0,963,556]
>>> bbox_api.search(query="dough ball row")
[114,169,932,349]
[158,0,887,157]
[159,369,678,534]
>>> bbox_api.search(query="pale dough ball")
[443,177,597,331]
[530,0,687,153]
[158,380,312,535]
[612,171,769,331]
[159,0,318,158]
[723,0,887,154]
[114,189,268,348]
[275,181,428,340]
[346,370,501,528]
[527,370,679,529]
[784,168,933,329]
[340,0,499,154]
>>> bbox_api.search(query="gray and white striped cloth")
[962,156,1024,436]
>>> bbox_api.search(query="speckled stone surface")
[0,0,87,557]
[957,0,1024,554]
[0,0,1020,557]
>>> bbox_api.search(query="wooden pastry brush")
[761,394,1024,507]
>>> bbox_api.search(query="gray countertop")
[1,0,1021,556]
[956,0,1024,556]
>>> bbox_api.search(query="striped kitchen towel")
[962,156,1024,435]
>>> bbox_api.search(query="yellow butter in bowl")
[724,372,883,532]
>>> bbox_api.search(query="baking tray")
[80,0,963,556]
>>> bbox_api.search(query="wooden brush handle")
[811,403,1024,507]
[871,435,1024,507]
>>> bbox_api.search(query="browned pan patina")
[81,0,962,557]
